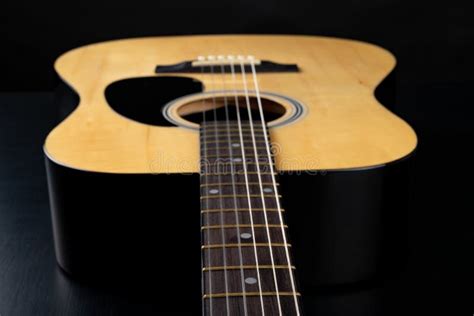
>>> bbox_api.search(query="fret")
[204,152,273,158]
[201,170,276,175]
[200,182,279,187]
[203,292,301,299]
[201,194,281,200]
[202,140,269,145]
[203,144,270,151]
[201,163,275,171]
[201,168,276,176]
[201,208,284,213]
[201,122,266,127]
[201,224,287,230]
[201,134,269,141]
[201,163,275,170]
[201,128,265,133]
[202,121,266,126]
[201,135,268,140]
[201,159,274,164]
[202,143,269,150]
[201,133,267,137]
[201,126,267,132]
[201,171,277,176]
[201,243,291,249]
[202,265,296,271]
[201,161,274,168]
[203,157,275,164]
[203,156,272,164]
[200,125,267,130]
[201,161,273,165]
[202,168,276,176]
[201,128,267,133]
[202,155,272,160]
[203,146,271,151]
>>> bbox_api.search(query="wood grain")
[44,35,417,173]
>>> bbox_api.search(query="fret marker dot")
[232,143,240,147]
[245,277,257,285]
[240,233,252,239]
[209,189,219,194]
[263,188,273,193]
[233,158,242,162]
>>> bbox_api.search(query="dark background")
[1,0,473,315]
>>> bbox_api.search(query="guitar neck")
[200,120,302,315]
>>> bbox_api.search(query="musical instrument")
[44,35,417,315]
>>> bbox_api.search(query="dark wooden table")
[0,92,471,315]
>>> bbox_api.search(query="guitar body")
[45,35,416,314]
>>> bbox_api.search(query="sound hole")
[179,95,287,124]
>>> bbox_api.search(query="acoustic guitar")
[44,35,417,315]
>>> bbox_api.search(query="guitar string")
[249,58,301,315]
[209,62,231,315]
[218,57,248,316]
[239,56,282,314]
[230,57,266,314]
[199,60,214,316]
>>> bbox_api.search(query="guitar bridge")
[155,55,299,73]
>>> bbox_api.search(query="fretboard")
[200,120,302,316]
